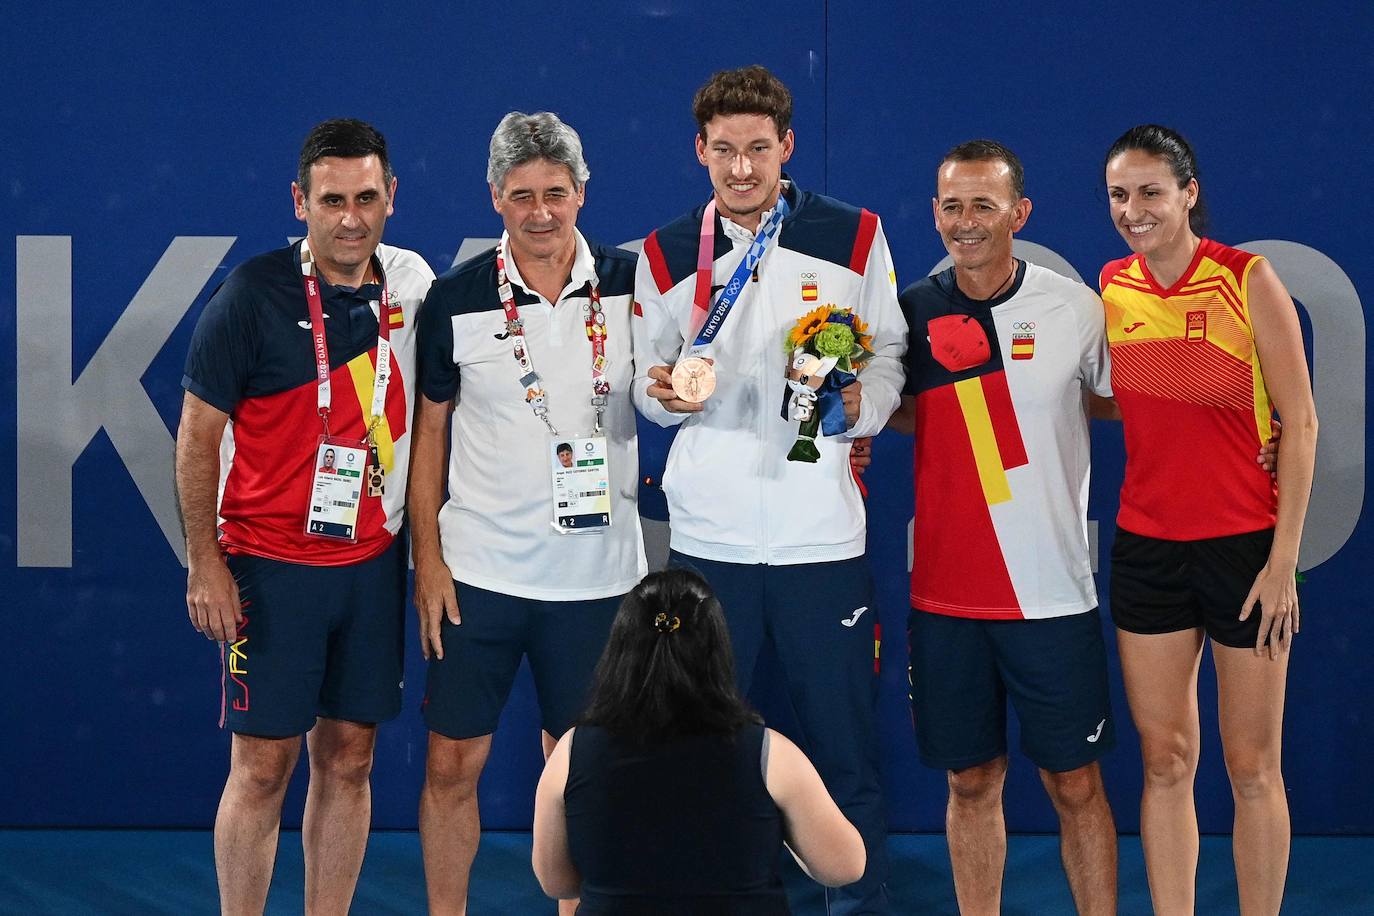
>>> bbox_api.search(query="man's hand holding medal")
[646,356,715,413]
[646,196,791,415]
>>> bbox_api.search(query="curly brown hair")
[692,65,793,139]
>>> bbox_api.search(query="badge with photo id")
[549,434,611,534]
[305,437,370,542]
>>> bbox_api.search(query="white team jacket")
[632,183,907,565]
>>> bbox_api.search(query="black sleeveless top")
[564,722,789,915]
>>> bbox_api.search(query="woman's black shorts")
[1109,527,1275,648]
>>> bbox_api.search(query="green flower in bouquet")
[812,323,855,360]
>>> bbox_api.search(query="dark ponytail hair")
[578,568,760,740]
[1105,124,1208,235]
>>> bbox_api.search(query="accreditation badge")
[549,433,611,534]
[305,437,370,542]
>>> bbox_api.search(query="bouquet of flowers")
[780,305,875,462]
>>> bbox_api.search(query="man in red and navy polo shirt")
[177,119,434,915]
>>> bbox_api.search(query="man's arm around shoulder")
[846,217,907,438]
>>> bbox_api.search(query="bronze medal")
[671,356,716,403]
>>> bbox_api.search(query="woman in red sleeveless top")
[1098,125,1317,915]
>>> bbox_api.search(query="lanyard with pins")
[495,239,609,434]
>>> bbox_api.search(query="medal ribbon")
[495,237,608,434]
[689,190,791,349]
[300,239,392,441]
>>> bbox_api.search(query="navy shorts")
[908,607,1115,773]
[1110,527,1274,648]
[422,582,621,740]
[220,538,405,737]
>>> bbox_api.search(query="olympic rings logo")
[1012,321,1036,330]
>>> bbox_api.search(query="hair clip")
[653,612,681,634]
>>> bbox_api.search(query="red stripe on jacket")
[849,210,879,275]
[643,231,674,295]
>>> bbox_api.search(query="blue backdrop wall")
[2,1,1369,834]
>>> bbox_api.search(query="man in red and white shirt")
[178,119,433,915]
[890,140,1118,916]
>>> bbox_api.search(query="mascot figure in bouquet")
[781,305,873,462]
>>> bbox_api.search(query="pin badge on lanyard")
[495,239,615,534]
[495,239,609,434]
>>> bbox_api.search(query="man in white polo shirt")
[409,111,645,912]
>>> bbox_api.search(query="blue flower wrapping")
[779,368,857,436]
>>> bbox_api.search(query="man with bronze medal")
[409,112,645,913]
[178,120,434,914]
[633,66,907,914]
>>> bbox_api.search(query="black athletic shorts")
[1109,526,1274,648]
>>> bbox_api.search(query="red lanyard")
[300,241,391,439]
[495,238,608,433]
[692,199,719,320]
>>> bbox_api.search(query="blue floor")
[1,830,1371,914]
